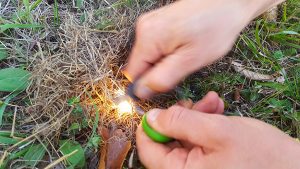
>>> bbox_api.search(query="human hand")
[136,92,300,169]
[125,0,284,99]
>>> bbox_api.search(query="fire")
[117,100,133,116]
[114,89,134,116]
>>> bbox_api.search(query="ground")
[0,0,299,169]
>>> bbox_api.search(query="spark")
[114,89,134,117]
[117,100,133,116]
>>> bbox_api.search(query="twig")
[77,26,119,34]
[0,150,8,167]
[128,149,135,168]
[10,106,17,138]
[44,149,78,169]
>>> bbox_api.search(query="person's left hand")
[136,92,300,169]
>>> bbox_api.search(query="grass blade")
[0,136,20,144]
[30,0,43,11]
[53,0,60,26]
[0,131,27,137]
[0,92,18,125]
[23,0,30,13]
[0,23,41,32]
[269,30,299,36]
[9,146,31,160]
[0,44,8,61]
[84,91,99,151]
[24,144,47,167]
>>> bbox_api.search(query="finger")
[177,92,224,149]
[124,43,161,82]
[176,99,193,109]
[146,107,230,147]
[138,122,188,169]
[136,125,170,168]
[192,91,224,114]
[175,99,195,149]
[134,51,202,99]
[215,98,225,114]
[123,15,163,82]
[166,141,183,149]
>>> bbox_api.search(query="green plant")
[59,140,86,168]
[0,23,41,33]
[23,144,47,167]
[0,68,31,92]
[0,146,31,169]
[0,93,18,125]
[0,44,8,61]
[53,0,60,26]
[176,83,195,100]
[76,0,84,8]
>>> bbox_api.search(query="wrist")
[281,139,300,169]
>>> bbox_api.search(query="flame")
[117,100,133,116]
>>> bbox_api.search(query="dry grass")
[24,1,159,140]
[1,0,165,167]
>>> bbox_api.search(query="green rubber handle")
[141,114,173,143]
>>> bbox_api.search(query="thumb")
[134,52,202,99]
[146,106,230,147]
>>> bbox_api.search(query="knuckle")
[136,13,166,36]
[149,74,174,92]
[165,105,186,128]
[165,148,187,169]
[136,14,153,33]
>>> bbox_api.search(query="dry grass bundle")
[24,2,159,141]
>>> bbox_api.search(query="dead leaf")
[98,128,131,169]
[231,61,275,81]
[234,85,243,102]
[106,129,131,169]
[98,143,107,169]
[99,127,110,141]
[98,127,109,169]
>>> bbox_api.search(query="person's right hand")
[136,93,300,169]
[124,0,284,99]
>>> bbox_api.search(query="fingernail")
[122,69,133,82]
[135,82,155,99]
[147,109,161,122]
